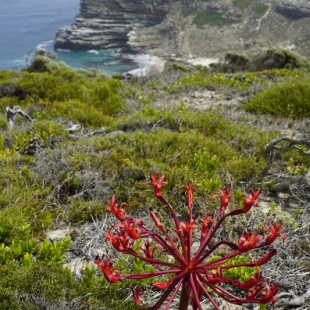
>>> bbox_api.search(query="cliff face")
[54,0,174,51]
[54,0,310,58]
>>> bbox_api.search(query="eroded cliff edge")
[54,0,310,58]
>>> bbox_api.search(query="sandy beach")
[126,54,219,76]
[125,54,166,76]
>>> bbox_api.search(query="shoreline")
[124,54,219,77]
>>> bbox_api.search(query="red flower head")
[184,182,195,208]
[242,189,261,213]
[238,229,263,252]
[199,214,212,239]
[237,268,265,290]
[152,281,170,290]
[264,222,286,245]
[94,257,121,283]
[210,188,234,212]
[138,239,162,259]
[147,173,168,200]
[106,196,128,221]
[131,287,143,305]
[247,282,281,305]
[105,230,125,252]
[178,219,199,235]
[118,219,143,240]
[150,211,163,229]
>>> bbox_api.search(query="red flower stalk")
[96,176,283,310]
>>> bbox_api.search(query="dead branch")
[6,106,33,128]
[261,136,310,178]
[264,136,310,154]
[277,285,310,307]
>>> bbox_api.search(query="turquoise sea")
[0,0,137,74]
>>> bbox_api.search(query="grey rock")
[274,0,310,19]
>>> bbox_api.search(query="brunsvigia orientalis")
[95,174,285,310]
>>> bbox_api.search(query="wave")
[55,48,71,52]
[36,40,53,50]
[87,49,100,55]
[102,60,120,65]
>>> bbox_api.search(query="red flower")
[184,182,195,208]
[199,214,212,238]
[238,229,263,252]
[178,219,199,235]
[94,256,121,283]
[147,173,168,199]
[105,230,125,252]
[106,196,128,221]
[264,222,286,245]
[150,211,163,229]
[247,282,281,304]
[152,281,170,290]
[97,175,283,310]
[237,268,265,290]
[131,287,143,305]
[105,228,134,252]
[210,188,234,211]
[138,240,162,259]
[119,219,143,240]
[242,189,261,213]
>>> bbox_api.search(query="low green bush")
[243,79,310,118]
[0,259,141,310]
[0,67,124,128]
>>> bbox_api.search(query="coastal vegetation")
[0,51,310,309]
[233,0,251,11]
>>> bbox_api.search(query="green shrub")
[243,79,310,117]
[253,3,268,18]
[193,10,234,27]
[233,0,251,11]
[0,256,141,309]
[208,255,257,282]
[0,67,124,128]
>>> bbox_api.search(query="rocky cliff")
[54,0,310,58]
[54,0,174,51]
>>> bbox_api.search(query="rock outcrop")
[274,0,310,19]
[54,0,174,51]
[54,0,310,58]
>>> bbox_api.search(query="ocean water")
[0,0,136,75]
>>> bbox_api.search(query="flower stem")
[178,284,189,310]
